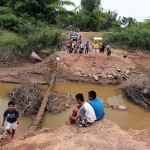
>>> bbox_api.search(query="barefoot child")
[2,101,19,139]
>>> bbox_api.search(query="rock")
[143,88,148,94]
[118,106,127,110]
[103,75,108,79]
[103,103,111,108]
[112,72,117,77]
[117,68,121,72]
[93,75,99,81]
[111,76,116,79]
[65,104,70,108]
[75,67,81,72]
[111,105,119,110]
[31,51,42,61]
[74,72,81,76]
[122,74,129,79]
[123,52,127,58]
[83,75,88,77]
[90,69,95,71]
[108,75,113,78]
[98,74,103,77]
[126,70,130,75]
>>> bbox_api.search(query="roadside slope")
[1,119,149,150]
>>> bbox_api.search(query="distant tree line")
[56,0,137,31]
[0,0,137,31]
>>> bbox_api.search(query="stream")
[0,82,150,131]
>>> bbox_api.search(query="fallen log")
[29,63,58,130]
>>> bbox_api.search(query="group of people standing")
[66,39,111,56]
[67,36,91,54]
[67,38,94,54]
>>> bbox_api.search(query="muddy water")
[0,82,150,131]
[0,83,35,130]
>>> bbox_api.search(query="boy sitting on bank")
[66,93,96,127]
[2,101,19,139]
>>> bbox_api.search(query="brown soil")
[46,91,76,113]
[1,119,149,150]
[58,49,137,85]
[0,32,150,149]
[0,57,56,84]
[128,51,150,79]
[128,128,150,145]
[0,33,149,86]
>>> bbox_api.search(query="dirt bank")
[0,32,149,86]
[1,119,149,150]
[57,48,146,85]
[0,57,56,84]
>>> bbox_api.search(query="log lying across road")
[29,63,58,130]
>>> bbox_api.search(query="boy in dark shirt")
[2,101,19,139]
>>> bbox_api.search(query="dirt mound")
[9,83,76,115]
[47,91,76,113]
[58,50,140,85]
[129,51,150,79]
[1,119,149,150]
[128,128,150,147]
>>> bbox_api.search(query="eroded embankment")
[58,50,145,85]
[1,119,150,150]
[0,48,148,86]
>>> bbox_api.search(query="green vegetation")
[0,15,62,64]
[57,0,122,32]
[0,0,149,65]
[0,0,74,65]
[104,23,150,51]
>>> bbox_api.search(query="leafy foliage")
[119,16,137,27]
[104,23,150,51]
[7,0,74,24]
[81,0,101,12]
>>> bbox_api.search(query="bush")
[0,13,62,65]
[0,7,12,14]
[103,24,150,51]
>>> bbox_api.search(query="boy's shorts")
[78,117,92,127]
[5,121,17,130]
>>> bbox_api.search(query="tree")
[0,0,7,6]
[81,0,101,12]
[144,17,150,25]
[119,16,137,27]
[7,0,74,23]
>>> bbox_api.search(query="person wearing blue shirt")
[2,101,19,139]
[88,91,105,120]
